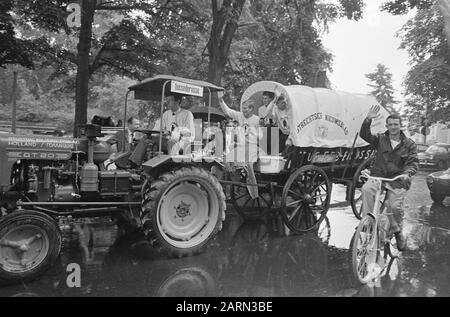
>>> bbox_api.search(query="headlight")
[426,176,433,184]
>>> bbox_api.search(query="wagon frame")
[221,143,376,234]
[212,80,386,234]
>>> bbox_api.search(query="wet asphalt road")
[1,169,449,297]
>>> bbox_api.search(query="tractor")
[0,75,227,284]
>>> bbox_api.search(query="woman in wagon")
[360,105,418,251]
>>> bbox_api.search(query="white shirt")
[390,139,400,149]
[273,108,290,135]
[161,108,195,142]
[128,130,134,144]
[219,102,260,145]
[258,105,274,125]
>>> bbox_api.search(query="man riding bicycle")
[360,105,419,251]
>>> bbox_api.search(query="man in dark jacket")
[360,105,418,251]
[107,117,143,152]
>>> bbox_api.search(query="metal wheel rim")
[353,217,378,284]
[157,178,219,248]
[0,224,50,273]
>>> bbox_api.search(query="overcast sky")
[322,1,416,106]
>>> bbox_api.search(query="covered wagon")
[226,81,390,233]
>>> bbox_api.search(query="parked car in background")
[418,143,450,170]
[426,168,450,204]
[416,143,429,153]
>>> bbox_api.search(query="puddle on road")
[0,208,405,297]
[0,212,361,297]
[1,172,449,297]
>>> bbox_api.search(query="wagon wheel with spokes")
[229,168,273,220]
[280,165,332,234]
[230,183,273,220]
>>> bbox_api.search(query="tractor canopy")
[128,75,224,101]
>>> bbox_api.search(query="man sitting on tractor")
[107,117,143,152]
[128,92,195,166]
[160,93,195,155]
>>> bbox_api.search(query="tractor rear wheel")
[141,167,226,258]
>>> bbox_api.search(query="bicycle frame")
[360,171,403,219]
[351,172,403,284]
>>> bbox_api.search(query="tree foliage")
[220,0,366,99]
[6,0,208,135]
[0,0,38,68]
[383,0,450,124]
[382,0,433,15]
[365,64,398,113]
[1,0,367,132]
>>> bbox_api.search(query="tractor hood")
[0,134,80,161]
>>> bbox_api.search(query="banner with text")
[171,81,204,97]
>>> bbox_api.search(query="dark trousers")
[279,131,289,154]
[129,136,168,166]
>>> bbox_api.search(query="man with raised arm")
[217,91,261,198]
[264,89,292,155]
[360,105,419,251]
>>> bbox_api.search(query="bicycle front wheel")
[350,215,378,284]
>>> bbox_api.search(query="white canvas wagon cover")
[241,81,390,148]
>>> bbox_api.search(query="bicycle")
[350,171,403,285]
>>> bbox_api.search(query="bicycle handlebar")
[360,170,405,182]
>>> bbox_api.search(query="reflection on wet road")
[1,171,449,297]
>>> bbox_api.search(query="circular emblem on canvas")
[316,125,328,138]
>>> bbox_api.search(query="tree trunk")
[11,70,17,133]
[73,0,96,137]
[207,0,245,86]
